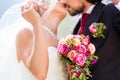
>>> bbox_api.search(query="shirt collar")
[115,1,120,9]
[86,5,95,14]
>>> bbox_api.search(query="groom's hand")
[52,0,68,20]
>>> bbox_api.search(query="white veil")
[0,0,57,29]
[0,0,58,79]
[0,0,77,38]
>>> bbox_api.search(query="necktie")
[78,13,89,34]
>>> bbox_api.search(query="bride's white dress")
[19,47,68,80]
[0,31,68,80]
[0,1,68,80]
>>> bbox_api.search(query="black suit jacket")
[73,3,120,80]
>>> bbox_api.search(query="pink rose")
[88,43,96,54]
[57,44,67,56]
[68,50,76,61]
[77,45,87,53]
[89,24,98,33]
[74,70,81,78]
[83,69,87,74]
[82,36,90,45]
[91,59,97,64]
[74,53,86,67]
[73,35,82,39]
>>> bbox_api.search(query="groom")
[62,0,120,80]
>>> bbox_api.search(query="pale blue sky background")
[0,0,23,18]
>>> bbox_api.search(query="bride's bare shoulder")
[16,28,33,62]
[16,28,33,44]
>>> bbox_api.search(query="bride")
[0,0,68,80]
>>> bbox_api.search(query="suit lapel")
[84,3,105,35]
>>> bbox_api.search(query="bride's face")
[65,0,85,16]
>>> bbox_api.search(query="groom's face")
[65,0,85,16]
[112,0,119,4]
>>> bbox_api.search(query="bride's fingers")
[30,4,34,10]
[27,1,39,11]
[21,4,33,13]
[21,6,25,13]
[21,5,42,23]
[21,5,29,13]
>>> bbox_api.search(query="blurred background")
[0,0,24,18]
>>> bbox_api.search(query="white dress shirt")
[115,1,120,10]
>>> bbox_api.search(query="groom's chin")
[68,11,81,16]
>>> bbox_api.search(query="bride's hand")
[21,4,41,26]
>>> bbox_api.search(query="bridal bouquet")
[89,22,106,38]
[57,34,98,80]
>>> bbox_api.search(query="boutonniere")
[89,22,106,39]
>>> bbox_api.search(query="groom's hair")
[86,0,102,4]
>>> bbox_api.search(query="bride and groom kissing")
[1,0,120,80]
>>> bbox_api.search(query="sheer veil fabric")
[0,0,68,80]
[0,0,57,30]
